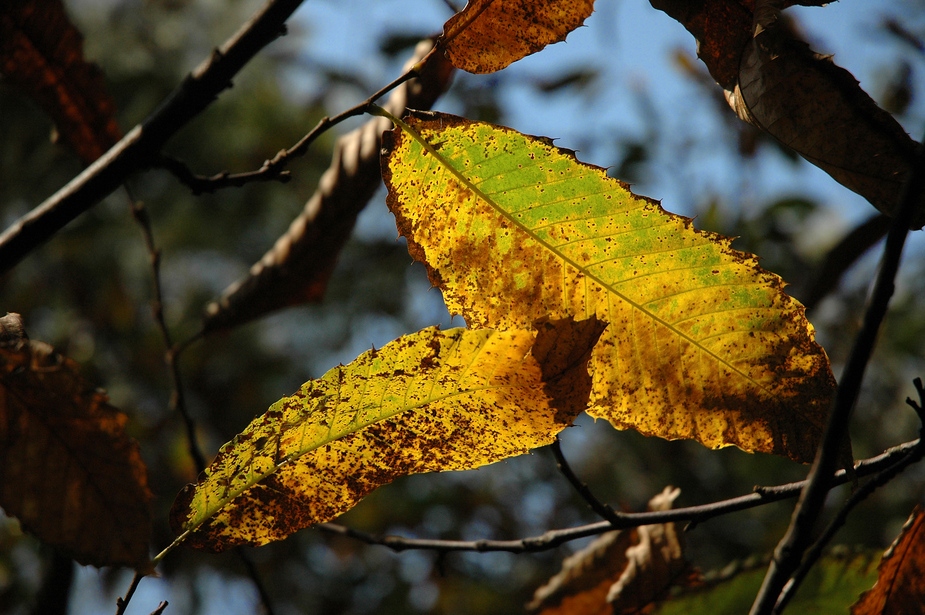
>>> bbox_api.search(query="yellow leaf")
[439,0,595,74]
[170,320,603,551]
[381,111,835,462]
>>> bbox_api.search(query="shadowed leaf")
[439,0,595,74]
[382,111,835,462]
[0,336,152,569]
[0,0,121,163]
[852,507,925,614]
[170,320,604,551]
[730,14,924,228]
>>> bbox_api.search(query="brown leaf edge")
[0,326,152,570]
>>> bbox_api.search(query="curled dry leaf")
[200,40,454,335]
[852,507,925,615]
[439,0,596,74]
[731,14,925,228]
[0,0,121,163]
[651,0,925,228]
[171,319,604,552]
[0,335,152,569]
[528,487,699,615]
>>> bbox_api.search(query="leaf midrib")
[393,116,772,396]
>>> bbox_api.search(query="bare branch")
[199,41,453,334]
[0,0,308,275]
[750,128,925,615]
[317,439,919,554]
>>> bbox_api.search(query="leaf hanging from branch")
[439,0,595,74]
[382,111,835,463]
[170,318,604,552]
[528,487,699,615]
[650,0,925,228]
[0,328,152,570]
[0,0,121,163]
[730,11,925,228]
[200,41,454,334]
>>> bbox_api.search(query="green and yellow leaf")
[439,0,595,74]
[381,111,835,463]
[170,320,603,551]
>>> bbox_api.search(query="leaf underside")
[382,111,836,463]
[171,321,603,551]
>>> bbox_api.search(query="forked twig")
[750,129,925,614]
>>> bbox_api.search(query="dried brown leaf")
[527,487,700,615]
[200,41,454,334]
[852,507,925,615]
[0,0,122,162]
[0,337,152,569]
[732,15,924,228]
[440,0,595,74]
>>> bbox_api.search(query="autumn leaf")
[200,41,454,334]
[381,111,835,463]
[650,0,925,228]
[0,328,152,569]
[170,319,604,551]
[528,487,699,615]
[730,13,925,228]
[0,0,122,163]
[649,550,880,614]
[439,0,595,74]
[851,507,925,614]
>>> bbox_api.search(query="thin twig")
[127,187,275,615]
[316,439,919,554]
[149,602,169,615]
[159,69,419,196]
[550,438,623,525]
[749,131,925,615]
[774,437,925,613]
[114,571,144,615]
[0,0,308,275]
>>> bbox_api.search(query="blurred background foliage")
[2,0,925,614]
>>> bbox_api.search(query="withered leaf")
[0,337,152,569]
[852,507,925,615]
[732,14,925,228]
[0,0,121,162]
[528,487,699,615]
[440,0,595,74]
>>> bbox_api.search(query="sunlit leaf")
[528,487,700,615]
[382,111,835,462]
[651,551,879,614]
[439,0,595,74]
[0,336,152,569]
[852,507,925,614]
[170,320,604,551]
[0,0,121,162]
